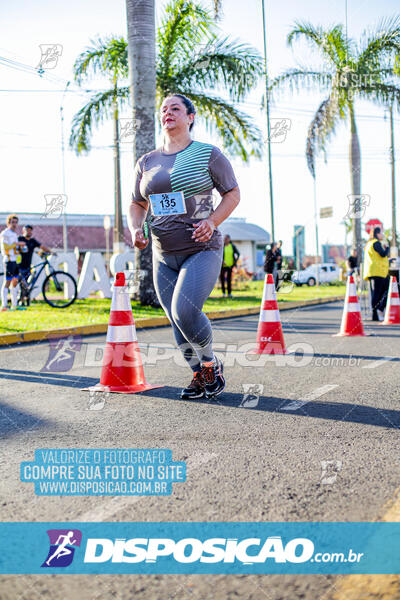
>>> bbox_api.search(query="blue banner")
[0,522,399,574]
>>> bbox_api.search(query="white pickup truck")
[291,263,341,286]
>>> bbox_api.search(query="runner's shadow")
[0,401,53,437]
[142,387,400,429]
[0,368,97,388]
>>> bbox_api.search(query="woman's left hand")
[192,218,215,242]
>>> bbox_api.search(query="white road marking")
[78,452,218,522]
[282,384,339,411]
[362,357,397,369]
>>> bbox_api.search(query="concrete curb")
[0,295,344,347]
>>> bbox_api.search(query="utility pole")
[313,176,320,286]
[60,81,70,252]
[389,104,398,257]
[113,99,124,254]
[261,0,275,242]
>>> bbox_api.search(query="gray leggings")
[153,247,223,372]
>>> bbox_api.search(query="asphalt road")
[0,301,399,600]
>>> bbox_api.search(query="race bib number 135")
[149,191,186,216]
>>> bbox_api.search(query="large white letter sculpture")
[77,252,111,299]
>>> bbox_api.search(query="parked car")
[291,263,341,286]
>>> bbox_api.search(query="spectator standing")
[275,240,283,289]
[0,214,25,311]
[220,234,240,298]
[18,225,51,282]
[264,242,277,276]
[347,248,359,277]
[363,227,389,321]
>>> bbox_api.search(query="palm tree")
[125,0,157,305]
[70,37,129,253]
[272,18,400,262]
[156,0,263,159]
[71,0,263,303]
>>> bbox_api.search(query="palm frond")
[73,36,128,84]
[164,36,263,101]
[271,68,332,96]
[179,91,263,161]
[306,94,344,177]
[157,0,213,83]
[69,87,130,154]
[357,81,400,110]
[288,22,352,67]
[357,16,400,72]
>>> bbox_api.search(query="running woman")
[128,94,240,399]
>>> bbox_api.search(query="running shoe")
[201,358,225,398]
[180,372,205,400]
[1,307,8,312]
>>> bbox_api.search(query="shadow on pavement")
[0,368,97,388]
[141,387,400,430]
[301,352,400,362]
[0,400,53,437]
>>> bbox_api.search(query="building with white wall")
[0,212,270,273]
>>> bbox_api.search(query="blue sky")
[1,0,399,254]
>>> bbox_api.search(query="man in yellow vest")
[363,227,389,321]
[220,234,240,298]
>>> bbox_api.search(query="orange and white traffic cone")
[85,272,161,393]
[250,273,288,354]
[333,275,366,337]
[382,276,400,325]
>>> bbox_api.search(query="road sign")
[320,207,333,218]
[365,219,383,234]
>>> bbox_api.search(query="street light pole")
[389,104,398,257]
[103,215,111,276]
[60,80,70,253]
[313,175,320,286]
[261,0,275,242]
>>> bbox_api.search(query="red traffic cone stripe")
[263,299,279,310]
[333,275,366,337]
[383,276,400,325]
[108,311,134,326]
[108,281,135,325]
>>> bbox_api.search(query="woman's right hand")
[131,228,149,250]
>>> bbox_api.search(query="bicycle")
[15,252,78,308]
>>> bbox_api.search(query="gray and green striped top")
[131,140,238,255]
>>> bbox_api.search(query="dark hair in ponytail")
[164,93,196,131]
